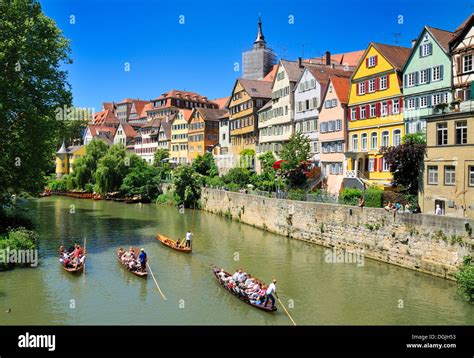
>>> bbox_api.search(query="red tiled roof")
[330,50,365,67]
[119,122,137,138]
[152,89,214,104]
[425,26,455,52]
[92,109,119,126]
[211,96,230,109]
[238,79,273,98]
[371,43,411,71]
[194,108,229,122]
[263,64,278,82]
[139,103,153,118]
[330,76,351,104]
[131,100,149,116]
[87,124,117,138]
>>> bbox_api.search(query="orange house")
[188,108,228,162]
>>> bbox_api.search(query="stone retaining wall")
[201,188,474,279]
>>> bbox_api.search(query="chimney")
[411,38,417,48]
[298,57,303,68]
[325,51,331,66]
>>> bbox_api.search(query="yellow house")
[55,141,86,178]
[345,43,411,189]
[227,78,272,155]
[170,109,193,164]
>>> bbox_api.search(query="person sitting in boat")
[128,260,138,272]
[255,285,267,305]
[138,248,147,272]
[217,269,227,281]
[244,274,254,286]
[175,239,182,248]
[63,256,72,268]
[232,269,240,282]
[129,247,136,260]
[118,248,125,258]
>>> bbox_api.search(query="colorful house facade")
[55,142,86,178]
[403,26,455,134]
[319,76,351,195]
[345,43,411,190]
[187,108,228,162]
[294,66,352,163]
[170,109,192,164]
[227,78,272,155]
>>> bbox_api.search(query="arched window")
[381,131,390,147]
[371,132,378,150]
[352,134,359,151]
[393,129,402,146]
[361,133,368,151]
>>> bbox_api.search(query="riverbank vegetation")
[454,256,474,303]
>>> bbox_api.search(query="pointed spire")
[254,16,266,48]
[56,140,68,155]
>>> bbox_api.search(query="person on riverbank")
[263,279,278,309]
[138,248,147,272]
[185,231,192,248]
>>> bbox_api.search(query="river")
[0,196,473,325]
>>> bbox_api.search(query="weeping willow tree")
[94,144,132,194]
[69,139,109,189]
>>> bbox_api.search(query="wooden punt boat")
[60,248,86,274]
[124,197,140,204]
[116,247,148,278]
[211,266,277,312]
[156,233,192,253]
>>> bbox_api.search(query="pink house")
[318,76,351,195]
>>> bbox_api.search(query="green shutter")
[470,84,474,100]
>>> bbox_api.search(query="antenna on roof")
[391,32,402,45]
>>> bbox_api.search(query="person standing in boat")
[138,248,147,272]
[185,231,192,248]
[263,279,278,309]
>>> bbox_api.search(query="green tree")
[172,165,202,208]
[120,159,162,202]
[94,144,129,194]
[192,152,218,177]
[280,132,311,187]
[0,0,72,203]
[381,133,426,195]
[258,151,276,174]
[154,149,170,165]
[69,139,108,189]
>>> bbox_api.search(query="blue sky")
[40,0,472,111]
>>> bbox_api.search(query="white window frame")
[428,166,438,185]
[370,132,378,150]
[432,66,442,81]
[380,76,387,90]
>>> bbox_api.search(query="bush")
[0,227,38,270]
[225,183,241,192]
[364,188,383,208]
[288,188,306,201]
[206,176,224,188]
[341,188,362,205]
[156,192,179,205]
[222,167,251,187]
[454,256,474,303]
[47,175,68,192]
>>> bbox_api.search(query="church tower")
[242,17,277,80]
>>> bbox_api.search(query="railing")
[345,170,357,178]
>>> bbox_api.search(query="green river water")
[0,196,473,325]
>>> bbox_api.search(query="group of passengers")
[216,268,278,309]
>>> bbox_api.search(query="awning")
[272,160,285,169]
